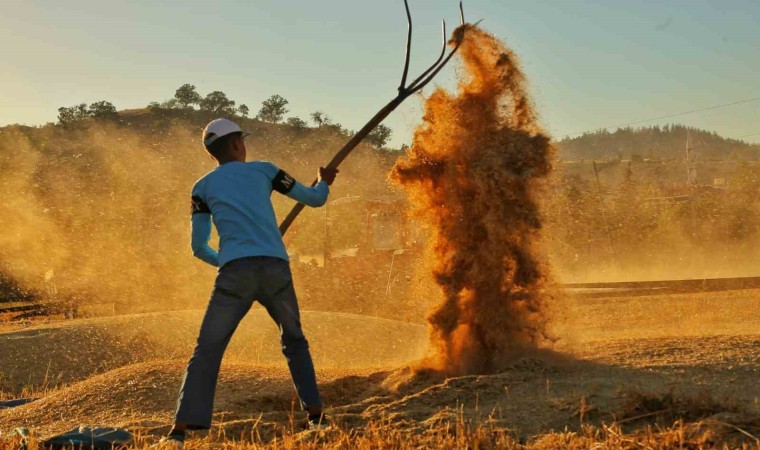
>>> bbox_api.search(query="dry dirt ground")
[0,289,758,448]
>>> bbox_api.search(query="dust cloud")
[391,26,555,375]
[0,117,430,374]
[0,118,393,315]
[0,123,207,312]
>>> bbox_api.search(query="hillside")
[556,125,760,161]
[3,111,760,303]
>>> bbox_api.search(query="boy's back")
[191,161,329,268]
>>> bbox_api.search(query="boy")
[162,118,337,447]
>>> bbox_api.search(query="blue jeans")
[174,256,322,429]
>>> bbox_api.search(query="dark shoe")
[307,412,330,430]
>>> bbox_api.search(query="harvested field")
[1,289,758,448]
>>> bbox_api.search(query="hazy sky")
[2,0,759,145]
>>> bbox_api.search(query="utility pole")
[592,161,618,268]
[686,131,697,187]
[685,131,698,240]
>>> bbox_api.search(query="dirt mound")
[0,310,426,394]
[0,359,390,437]
[0,361,297,435]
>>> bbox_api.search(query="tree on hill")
[257,95,289,123]
[57,101,117,127]
[366,124,392,148]
[148,99,180,112]
[309,111,351,137]
[88,101,118,120]
[237,104,250,118]
[57,104,90,127]
[310,111,331,127]
[199,91,236,115]
[286,116,308,131]
[174,84,202,109]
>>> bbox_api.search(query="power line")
[562,96,760,138]
[738,132,759,138]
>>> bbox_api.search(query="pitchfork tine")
[407,3,466,95]
[408,36,463,95]
[406,20,447,92]
[406,2,466,94]
[399,0,413,91]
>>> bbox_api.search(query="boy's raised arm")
[285,181,329,207]
[269,165,338,208]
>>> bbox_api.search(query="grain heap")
[391,26,555,375]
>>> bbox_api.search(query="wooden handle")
[278,97,404,235]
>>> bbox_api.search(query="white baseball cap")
[202,118,250,147]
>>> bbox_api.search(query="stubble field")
[1,287,758,449]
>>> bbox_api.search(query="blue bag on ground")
[42,426,132,449]
[0,399,37,409]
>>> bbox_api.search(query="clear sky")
[2,0,758,145]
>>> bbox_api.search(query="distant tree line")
[55,84,394,148]
[57,101,118,128]
[558,125,760,161]
[148,84,251,118]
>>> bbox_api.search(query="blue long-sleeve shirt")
[190,161,329,267]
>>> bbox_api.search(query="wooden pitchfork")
[279,0,468,235]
